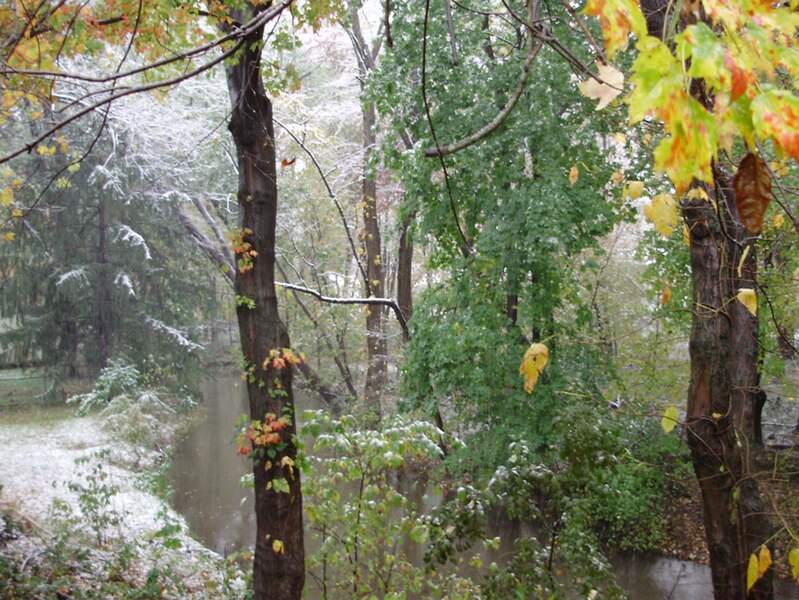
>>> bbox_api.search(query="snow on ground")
[0,412,247,598]
[0,415,164,534]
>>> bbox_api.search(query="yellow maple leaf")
[569,165,579,187]
[736,288,757,316]
[643,193,678,238]
[519,343,549,394]
[623,181,645,200]
[578,63,624,110]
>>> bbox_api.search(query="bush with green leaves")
[302,410,478,599]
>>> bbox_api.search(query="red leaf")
[733,152,771,235]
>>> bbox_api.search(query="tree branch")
[275,281,409,340]
[424,0,543,158]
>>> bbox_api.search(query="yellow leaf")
[747,552,759,591]
[770,161,789,177]
[772,213,785,229]
[518,343,549,394]
[613,133,627,144]
[610,170,624,185]
[577,63,624,110]
[660,284,671,306]
[569,165,579,187]
[661,405,679,433]
[737,244,751,278]
[683,223,691,246]
[11,208,23,218]
[624,181,645,200]
[643,193,678,238]
[712,412,723,419]
[0,187,12,206]
[789,547,799,581]
[272,539,285,555]
[736,288,757,316]
[758,545,772,577]
[3,232,14,242]
[686,187,709,201]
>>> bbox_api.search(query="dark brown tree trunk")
[225,8,304,599]
[683,187,773,600]
[397,209,414,325]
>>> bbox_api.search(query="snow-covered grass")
[0,404,249,598]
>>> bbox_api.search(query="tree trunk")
[361,99,386,421]
[96,197,111,371]
[225,8,304,599]
[683,188,773,600]
[397,209,414,325]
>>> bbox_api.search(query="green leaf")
[677,23,725,85]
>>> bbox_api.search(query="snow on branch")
[275,281,409,340]
[145,317,204,353]
[55,268,89,287]
[115,225,152,260]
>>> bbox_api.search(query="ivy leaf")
[736,288,757,316]
[578,63,624,110]
[643,193,678,238]
[661,406,679,433]
[518,343,549,394]
[733,152,771,235]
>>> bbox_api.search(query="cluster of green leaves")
[302,410,478,599]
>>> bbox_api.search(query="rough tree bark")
[225,5,304,598]
[683,185,773,600]
[637,1,774,597]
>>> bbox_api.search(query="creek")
[170,376,797,599]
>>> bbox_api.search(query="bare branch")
[274,118,370,289]
[276,281,409,340]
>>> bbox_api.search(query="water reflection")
[170,377,254,556]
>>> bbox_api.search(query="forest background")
[1,0,799,598]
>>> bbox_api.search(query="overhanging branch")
[276,281,409,340]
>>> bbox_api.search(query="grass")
[0,368,92,424]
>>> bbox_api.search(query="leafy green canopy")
[373,0,629,467]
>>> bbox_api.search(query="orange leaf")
[733,152,771,235]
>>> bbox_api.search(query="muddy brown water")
[170,376,799,599]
